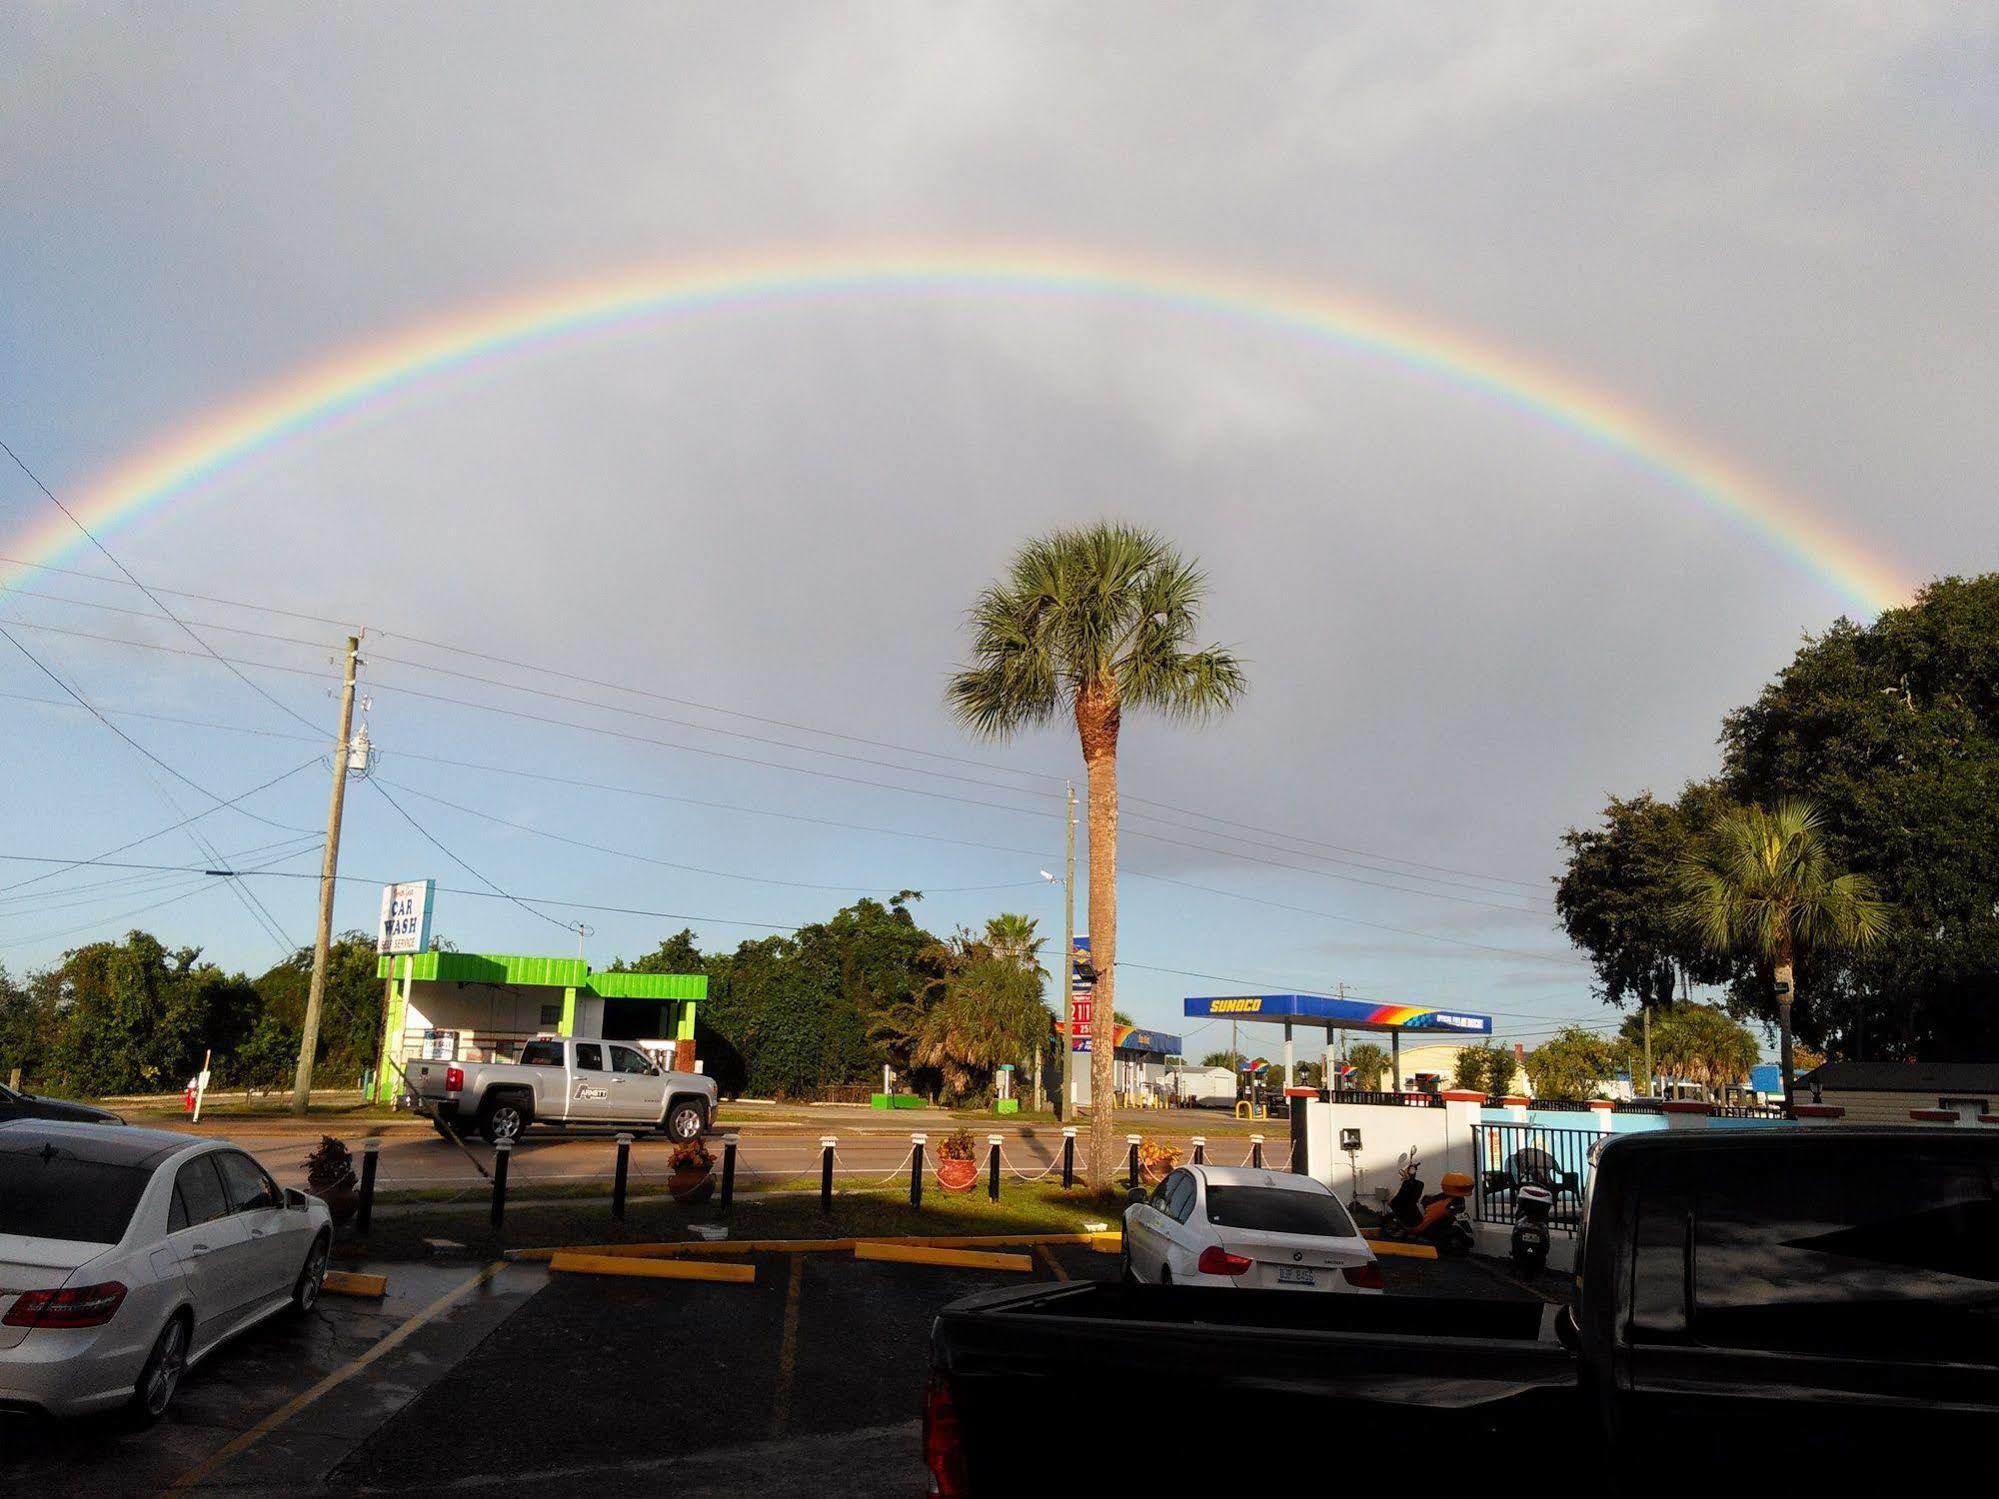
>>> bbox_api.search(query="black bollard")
[987,1136,1001,1203]
[490,1139,512,1229]
[1251,1134,1265,1170]
[910,1134,926,1208]
[1062,1129,1075,1189]
[820,1136,836,1214]
[719,1133,738,1215]
[1126,1135,1140,1189]
[612,1133,632,1220]
[1191,1137,1205,1167]
[356,1138,380,1235]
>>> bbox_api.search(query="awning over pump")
[1182,993,1491,1037]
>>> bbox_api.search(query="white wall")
[1298,1096,1479,1207]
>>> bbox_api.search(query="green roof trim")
[376,951,705,1001]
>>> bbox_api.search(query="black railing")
[1469,1123,1601,1231]
[1710,1103,1788,1119]
[1334,1090,1445,1109]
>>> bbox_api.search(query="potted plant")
[668,1135,715,1204]
[301,1135,358,1226]
[1137,1139,1182,1186]
[936,1128,980,1192]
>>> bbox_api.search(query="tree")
[1451,1042,1515,1097]
[1200,1050,1242,1070]
[1556,784,1740,1012]
[1523,1026,1623,1102]
[914,943,1053,1101]
[1677,800,1890,1109]
[948,523,1245,1185]
[983,913,1044,973]
[1720,576,1999,1060]
[1347,1043,1389,1091]
[1647,1004,1761,1101]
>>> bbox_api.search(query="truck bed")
[931,1281,1579,1475]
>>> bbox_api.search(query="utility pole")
[1059,781,1077,1121]
[1641,1005,1654,1098]
[292,635,361,1116]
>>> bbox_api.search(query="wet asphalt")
[0,1242,1540,1495]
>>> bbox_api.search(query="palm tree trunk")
[1077,684,1121,1187]
[1775,950,1796,1117]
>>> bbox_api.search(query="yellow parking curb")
[549,1252,756,1283]
[321,1270,387,1298]
[509,1231,1106,1262]
[1086,1232,1122,1254]
[1359,1236,1439,1260]
[853,1242,1034,1273]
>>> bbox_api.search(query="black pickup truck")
[926,1127,1995,1491]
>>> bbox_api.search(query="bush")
[301,1136,355,1192]
[939,1128,977,1162]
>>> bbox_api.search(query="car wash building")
[1182,992,1491,1094]
[372,951,703,1104]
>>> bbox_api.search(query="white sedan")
[1122,1164,1383,1292]
[0,1119,332,1422]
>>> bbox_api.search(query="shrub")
[669,1136,713,1172]
[301,1135,354,1193]
[939,1127,978,1162]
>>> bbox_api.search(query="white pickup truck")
[407,1037,716,1145]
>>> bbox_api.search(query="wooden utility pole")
[1641,1005,1654,1097]
[1059,782,1077,1120]
[292,635,360,1116]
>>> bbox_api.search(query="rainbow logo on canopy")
[1185,993,1492,1035]
[2,243,1912,616]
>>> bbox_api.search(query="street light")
[1043,787,1077,1120]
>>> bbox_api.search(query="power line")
[365,779,579,936]
[0,552,362,630]
[373,776,1051,896]
[3,842,321,949]
[0,834,322,914]
[0,582,339,653]
[1,437,331,737]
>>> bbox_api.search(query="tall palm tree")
[1676,800,1891,1111]
[948,524,1246,1185]
[983,913,1045,974]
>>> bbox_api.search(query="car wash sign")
[377,879,435,956]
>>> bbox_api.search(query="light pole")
[1042,782,1078,1120]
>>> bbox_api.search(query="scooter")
[1510,1182,1555,1271]
[1376,1153,1476,1255]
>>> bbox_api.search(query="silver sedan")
[0,1120,332,1422]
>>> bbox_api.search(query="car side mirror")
[284,1188,311,1211]
[1126,1188,1148,1207]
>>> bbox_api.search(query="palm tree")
[948,524,1246,1185]
[983,913,1045,974]
[1676,800,1891,1111]
[1647,1004,1760,1102]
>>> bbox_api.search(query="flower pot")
[307,1177,358,1228]
[1140,1162,1171,1186]
[936,1156,979,1192]
[669,1166,715,1205]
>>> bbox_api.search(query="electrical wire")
[365,778,579,936]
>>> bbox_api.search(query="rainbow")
[4,244,1911,612]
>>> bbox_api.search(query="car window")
[0,1142,153,1244]
[520,1040,564,1066]
[169,1184,189,1232]
[1205,1185,1357,1238]
[1691,1142,1998,1362]
[1168,1174,1199,1224]
[610,1046,655,1076]
[573,1043,604,1070]
[1149,1170,1182,1211]
[214,1151,282,1214]
[174,1155,233,1228]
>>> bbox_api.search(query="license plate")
[1277,1265,1316,1285]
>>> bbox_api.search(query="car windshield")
[0,1145,154,1244]
[1206,1185,1357,1239]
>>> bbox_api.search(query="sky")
[2,4,1994,1062]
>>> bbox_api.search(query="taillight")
[445,1066,464,1093]
[1342,1262,1386,1290]
[922,1371,968,1498]
[3,1281,128,1329]
[1196,1246,1253,1276]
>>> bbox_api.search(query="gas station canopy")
[1182,994,1491,1036]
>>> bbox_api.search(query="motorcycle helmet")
[1438,1171,1474,1198]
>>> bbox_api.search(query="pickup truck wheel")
[663,1099,708,1143]
[480,1097,530,1145]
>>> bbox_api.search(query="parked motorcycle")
[1510,1181,1555,1271]
[1377,1152,1475,1255]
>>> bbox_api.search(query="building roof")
[1797,1060,1999,1094]
[376,950,704,999]
[1183,993,1491,1036]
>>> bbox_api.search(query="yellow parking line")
[767,1252,805,1439]
[163,1261,506,1494]
[1359,1236,1439,1260]
[508,1231,1105,1262]
[548,1252,755,1283]
[852,1242,1034,1273]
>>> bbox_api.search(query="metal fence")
[1333,1090,1445,1109]
[1469,1122,1600,1231]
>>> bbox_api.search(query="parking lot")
[0,1230,1540,1495]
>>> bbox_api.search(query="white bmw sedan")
[1121,1164,1383,1292]
[0,1120,332,1423]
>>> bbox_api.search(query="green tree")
[948,523,1245,1185]
[1199,1050,1242,1070]
[40,932,260,1096]
[1720,576,1999,1060]
[1523,1026,1623,1102]
[913,942,1052,1101]
[983,913,1045,973]
[1556,783,1740,1013]
[1346,1043,1389,1090]
[1647,1004,1761,1101]
[1677,800,1891,1108]
[253,932,383,1085]
[1451,1041,1515,1097]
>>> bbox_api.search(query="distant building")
[1795,1061,1999,1123]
